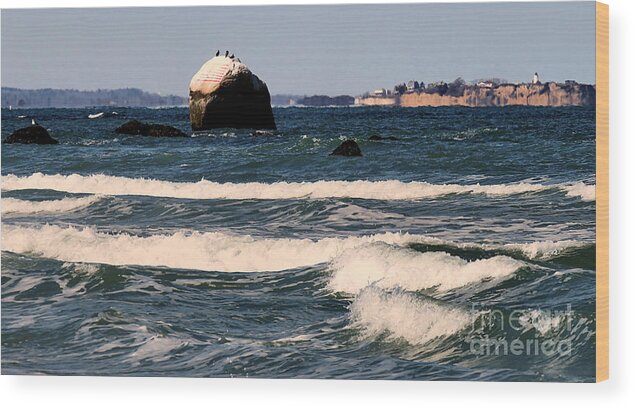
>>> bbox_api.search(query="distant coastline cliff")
[356,79,595,108]
[1,87,187,108]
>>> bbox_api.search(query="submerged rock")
[3,124,58,144]
[331,140,362,156]
[368,135,399,141]
[114,120,187,137]
[189,56,276,130]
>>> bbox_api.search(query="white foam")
[129,336,190,363]
[350,287,473,345]
[1,224,590,272]
[502,240,588,259]
[328,243,524,294]
[0,225,428,272]
[1,173,595,201]
[563,182,596,201]
[61,262,101,274]
[1,195,101,215]
[418,237,590,260]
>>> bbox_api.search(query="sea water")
[1,106,596,381]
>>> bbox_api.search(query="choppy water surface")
[1,106,596,381]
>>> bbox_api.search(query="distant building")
[373,88,388,96]
[427,81,446,88]
[532,72,541,84]
[406,81,420,92]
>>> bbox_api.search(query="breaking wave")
[0,225,428,272]
[563,182,596,202]
[1,195,102,215]
[328,243,524,294]
[501,240,589,260]
[1,173,595,201]
[349,287,474,345]
[1,224,591,272]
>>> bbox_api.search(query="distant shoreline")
[1,87,187,109]
[2,82,596,109]
[356,81,596,108]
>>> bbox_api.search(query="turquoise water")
[1,106,596,381]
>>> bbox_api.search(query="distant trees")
[296,95,355,106]
[0,87,188,108]
[393,83,407,95]
[424,81,448,96]
[446,77,466,97]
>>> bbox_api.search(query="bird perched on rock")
[31,118,38,126]
[215,50,220,57]
[230,53,234,59]
[225,50,229,57]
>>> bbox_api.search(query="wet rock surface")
[189,56,276,130]
[114,120,187,137]
[331,140,362,156]
[3,124,58,145]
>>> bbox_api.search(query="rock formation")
[189,56,276,130]
[331,140,362,157]
[114,120,187,137]
[3,124,59,144]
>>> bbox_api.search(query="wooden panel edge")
[595,0,609,383]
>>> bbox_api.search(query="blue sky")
[1,2,596,96]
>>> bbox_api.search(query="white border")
[1,1,633,407]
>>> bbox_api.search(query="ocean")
[1,105,596,381]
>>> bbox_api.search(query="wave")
[328,243,524,294]
[1,196,102,215]
[0,225,429,272]
[517,309,569,337]
[501,240,589,260]
[1,173,595,201]
[349,287,473,345]
[1,224,590,272]
[563,182,596,202]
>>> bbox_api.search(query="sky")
[1,2,596,97]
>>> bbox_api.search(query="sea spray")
[328,242,524,294]
[349,287,474,345]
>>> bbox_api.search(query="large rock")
[115,120,187,137]
[189,56,276,130]
[331,140,362,156]
[3,124,58,144]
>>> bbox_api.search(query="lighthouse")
[532,72,541,85]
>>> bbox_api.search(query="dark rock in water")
[331,140,362,156]
[3,124,58,144]
[368,135,399,141]
[189,56,276,130]
[114,120,187,137]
